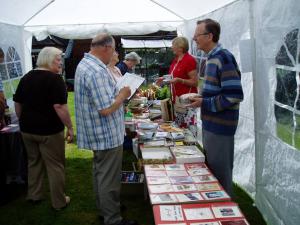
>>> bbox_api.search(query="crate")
[121,171,146,197]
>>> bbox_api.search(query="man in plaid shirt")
[75,33,137,225]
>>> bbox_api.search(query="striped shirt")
[201,44,243,136]
[74,53,125,150]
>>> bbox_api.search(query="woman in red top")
[169,36,198,127]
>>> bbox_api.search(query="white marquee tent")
[0,1,299,225]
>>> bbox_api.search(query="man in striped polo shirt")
[189,19,244,197]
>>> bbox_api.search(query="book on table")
[153,202,249,225]
[170,146,205,163]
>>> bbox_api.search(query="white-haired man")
[75,33,138,225]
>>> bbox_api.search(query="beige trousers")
[22,131,66,209]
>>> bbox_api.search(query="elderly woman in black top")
[13,47,73,210]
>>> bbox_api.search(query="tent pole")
[249,0,259,204]
[23,0,55,26]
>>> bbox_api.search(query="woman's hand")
[170,78,183,84]
[66,127,74,143]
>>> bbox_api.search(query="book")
[172,183,197,192]
[155,131,169,139]
[144,164,165,171]
[138,122,158,130]
[219,219,249,225]
[212,205,243,218]
[147,176,171,185]
[190,222,220,225]
[196,182,222,191]
[169,176,194,184]
[201,191,230,201]
[192,175,217,183]
[175,192,203,203]
[153,203,248,225]
[170,146,205,163]
[159,205,184,221]
[185,163,208,170]
[150,193,178,204]
[165,164,185,171]
[167,170,189,177]
[158,224,187,225]
[148,184,174,194]
[141,147,173,162]
[145,170,167,177]
[183,207,215,220]
[143,140,166,148]
[116,72,145,99]
[187,168,211,176]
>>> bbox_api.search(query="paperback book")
[196,182,222,191]
[175,192,203,203]
[148,184,174,194]
[202,191,230,201]
[172,183,197,192]
[170,146,205,163]
[169,176,194,184]
[159,205,184,221]
[165,164,186,171]
[150,193,178,204]
[167,170,189,177]
[147,176,171,185]
[192,175,217,183]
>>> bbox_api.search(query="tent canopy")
[0,0,236,40]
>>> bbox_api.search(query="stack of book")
[140,147,174,164]
[144,163,230,205]
[153,202,249,225]
[121,171,144,183]
[170,146,205,164]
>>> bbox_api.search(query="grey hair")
[36,47,62,69]
[91,33,114,47]
[125,52,141,63]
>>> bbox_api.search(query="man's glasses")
[194,32,209,38]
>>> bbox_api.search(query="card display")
[159,205,184,221]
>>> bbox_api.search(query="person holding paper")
[189,19,243,197]
[116,51,141,75]
[74,33,138,225]
[157,36,198,128]
[107,51,122,83]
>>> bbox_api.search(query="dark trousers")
[202,129,234,197]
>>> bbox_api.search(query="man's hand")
[119,86,131,100]
[186,96,203,108]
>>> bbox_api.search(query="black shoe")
[120,203,127,212]
[98,215,104,221]
[115,219,138,225]
[27,199,43,205]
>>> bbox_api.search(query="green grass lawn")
[0,92,266,225]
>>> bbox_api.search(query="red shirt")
[169,52,197,101]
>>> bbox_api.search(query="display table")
[0,119,27,205]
